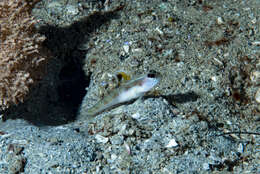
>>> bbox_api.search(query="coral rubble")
[0,0,48,109]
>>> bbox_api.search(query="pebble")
[128,58,139,67]
[250,71,260,84]
[255,88,260,103]
[131,112,140,119]
[66,5,79,15]
[252,41,260,46]
[251,18,257,24]
[203,163,210,170]
[238,143,244,153]
[165,138,178,148]
[142,16,154,23]
[124,142,131,155]
[110,154,117,161]
[123,45,130,53]
[217,17,224,24]
[110,135,124,145]
[132,48,142,53]
[155,27,164,35]
[95,134,109,144]
[211,76,217,82]
[128,128,135,135]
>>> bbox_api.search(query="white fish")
[85,70,161,117]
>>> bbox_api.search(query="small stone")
[128,129,135,135]
[223,53,229,57]
[251,18,257,24]
[203,163,210,170]
[214,57,224,65]
[49,137,59,144]
[217,17,224,24]
[211,76,217,82]
[155,27,164,35]
[252,41,260,46]
[131,112,140,119]
[124,142,131,155]
[128,59,139,67]
[110,135,123,145]
[111,154,117,161]
[66,5,79,15]
[132,48,142,53]
[123,45,130,53]
[255,88,260,103]
[250,71,260,84]
[238,143,244,153]
[165,138,178,148]
[142,16,154,23]
[95,134,109,144]
[120,124,127,133]
[226,120,232,125]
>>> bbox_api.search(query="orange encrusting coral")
[0,0,48,109]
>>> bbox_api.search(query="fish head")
[117,70,161,103]
[140,70,161,92]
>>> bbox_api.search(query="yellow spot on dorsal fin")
[116,71,131,86]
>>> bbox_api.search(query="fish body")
[86,71,161,117]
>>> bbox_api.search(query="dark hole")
[58,63,88,101]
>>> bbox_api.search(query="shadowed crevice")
[3,7,123,126]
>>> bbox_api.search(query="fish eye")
[147,73,156,78]
[116,73,123,81]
